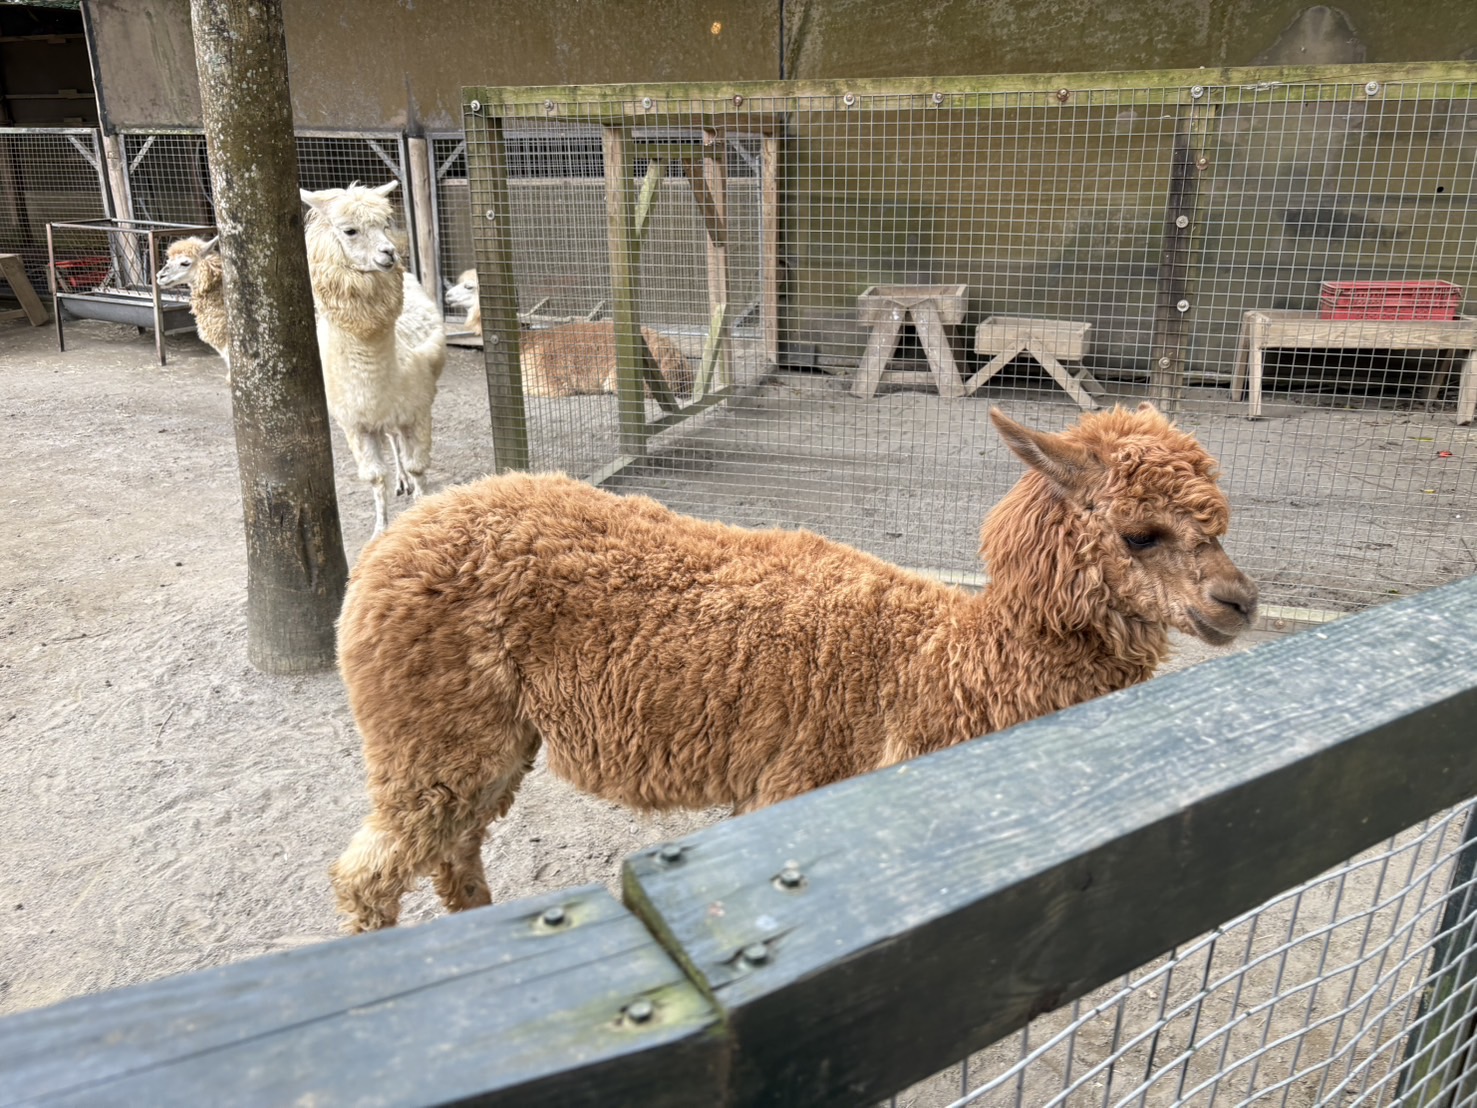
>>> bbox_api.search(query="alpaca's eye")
[180,259,191,266]
[1123,532,1159,551]
[343,227,359,237]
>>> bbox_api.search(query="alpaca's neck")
[305,229,403,343]
[920,476,1169,745]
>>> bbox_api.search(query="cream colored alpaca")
[300,181,447,537]
[330,403,1258,933]
[444,268,480,336]
[156,236,229,375]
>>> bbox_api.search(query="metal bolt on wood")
[625,998,654,1024]
[1055,88,1070,103]
[733,94,744,107]
[1176,299,1191,313]
[485,209,497,221]
[541,906,567,927]
[658,843,684,864]
[1366,81,1381,96]
[843,93,856,107]
[1191,85,1205,98]
[469,99,481,113]
[932,92,944,105]
[543,99,555,112]
[742,942,770,965]
[777,865,805,889]
[642,97,653,109]
[1175,215,1190,228]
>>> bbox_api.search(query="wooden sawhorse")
[970,316,1104,410]
[0,254,48,326]
[851,284,969,399]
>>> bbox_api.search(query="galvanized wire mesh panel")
[0,127,109,292]
[877,801,1477,1108]
[120,130,413,263]
[466,71,1477,615]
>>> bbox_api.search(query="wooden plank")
[1250,310,1477,349]
[702,133,733,391]
[974,316,1091,360]
[962,341,1026,396]
[464,111,529,473]
[632,157,665,242]
[850,312,902,399]
[603,126,649,456]
[406,136,439,296]
[467,62,1477,118]
[0,253,48,325]
[622,576,1477,1108]
[760,134,780,369]
[857,284,968,326]
[910,302,964,399]
[693,301,727,400]
[0,887,725,1107]
[1147,100,1208,411]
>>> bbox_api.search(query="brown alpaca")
[331,403,1257,932]
[521,320,694,400]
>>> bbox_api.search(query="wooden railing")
[3,575,1475,1106]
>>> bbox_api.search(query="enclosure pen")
[462,62,1476,624]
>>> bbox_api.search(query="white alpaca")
[300,181,447,537]
[444,268,480,336]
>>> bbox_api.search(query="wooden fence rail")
[3,575,1475,1106]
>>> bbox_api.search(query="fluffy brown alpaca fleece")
[521,320,694,400]
[331,403,1257,932]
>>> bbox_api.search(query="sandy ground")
[0,316,1272,1024]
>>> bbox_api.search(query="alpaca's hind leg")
[393,415,433,499]
[430,728,539,914]
[341,426,392,534]
[329,814,420,932]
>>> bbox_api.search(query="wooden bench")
[970,315,1104,410]
[0,253,48,326]
[1230,309,1477,425]
[851,284,969,399]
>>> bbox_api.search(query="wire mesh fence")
[0,127,110,293]
[119,129,414,269]
[464,68,1477,618]
[879,801,1477,1108]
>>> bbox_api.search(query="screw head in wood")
[1175,215,1190,229]
[1055,88,1070,103]
[469,99,481,114]
[776,865,804,889]
[544,99,555,112]
[658,843,684,864]
[1365,81,1381,96]
[1158,355,1172,369]
[733,94,745,107]
[1176,299,1191,313]
[484,209,497,221]
[843,92,856,106]
[1195,156,1210,170]
[642,97,654,109]
[742,942,770,965]
[626,998,654,1023]
[541,905,566,927]
[1191,85,1205,99]
[932,92,944,105]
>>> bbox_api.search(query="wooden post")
[603,125,648,457]
[463,102,528,473]
[1148,96,1212,412]
[406,136,438,300]
[761,133,781,369]
[100,132,145,286]
[189,0,347,674]
[702,131,733,390]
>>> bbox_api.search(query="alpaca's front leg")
[393,416,433,499]
[341,425,392,534]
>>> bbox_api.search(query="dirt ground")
[0,315,1269,1027]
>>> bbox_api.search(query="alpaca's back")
[521,321,692,399]
[395,271,447,384]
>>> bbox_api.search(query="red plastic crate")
[1318,280,1463,321]
[52,257,114,292]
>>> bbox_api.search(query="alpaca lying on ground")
[444,268,480,336]
[330,403,1257,932]
[443,268,691,400]
[301,181,447,536]
[155,236,229,376]
[520,320,694,400]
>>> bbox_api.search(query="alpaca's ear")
[990,408,1100,493]
[201,236,220,254]
[1137,400,1158,414]
[373,180,400,198]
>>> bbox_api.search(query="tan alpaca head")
[300,181,402,273]
[156,235,219,289]
[985,403,1257,645]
